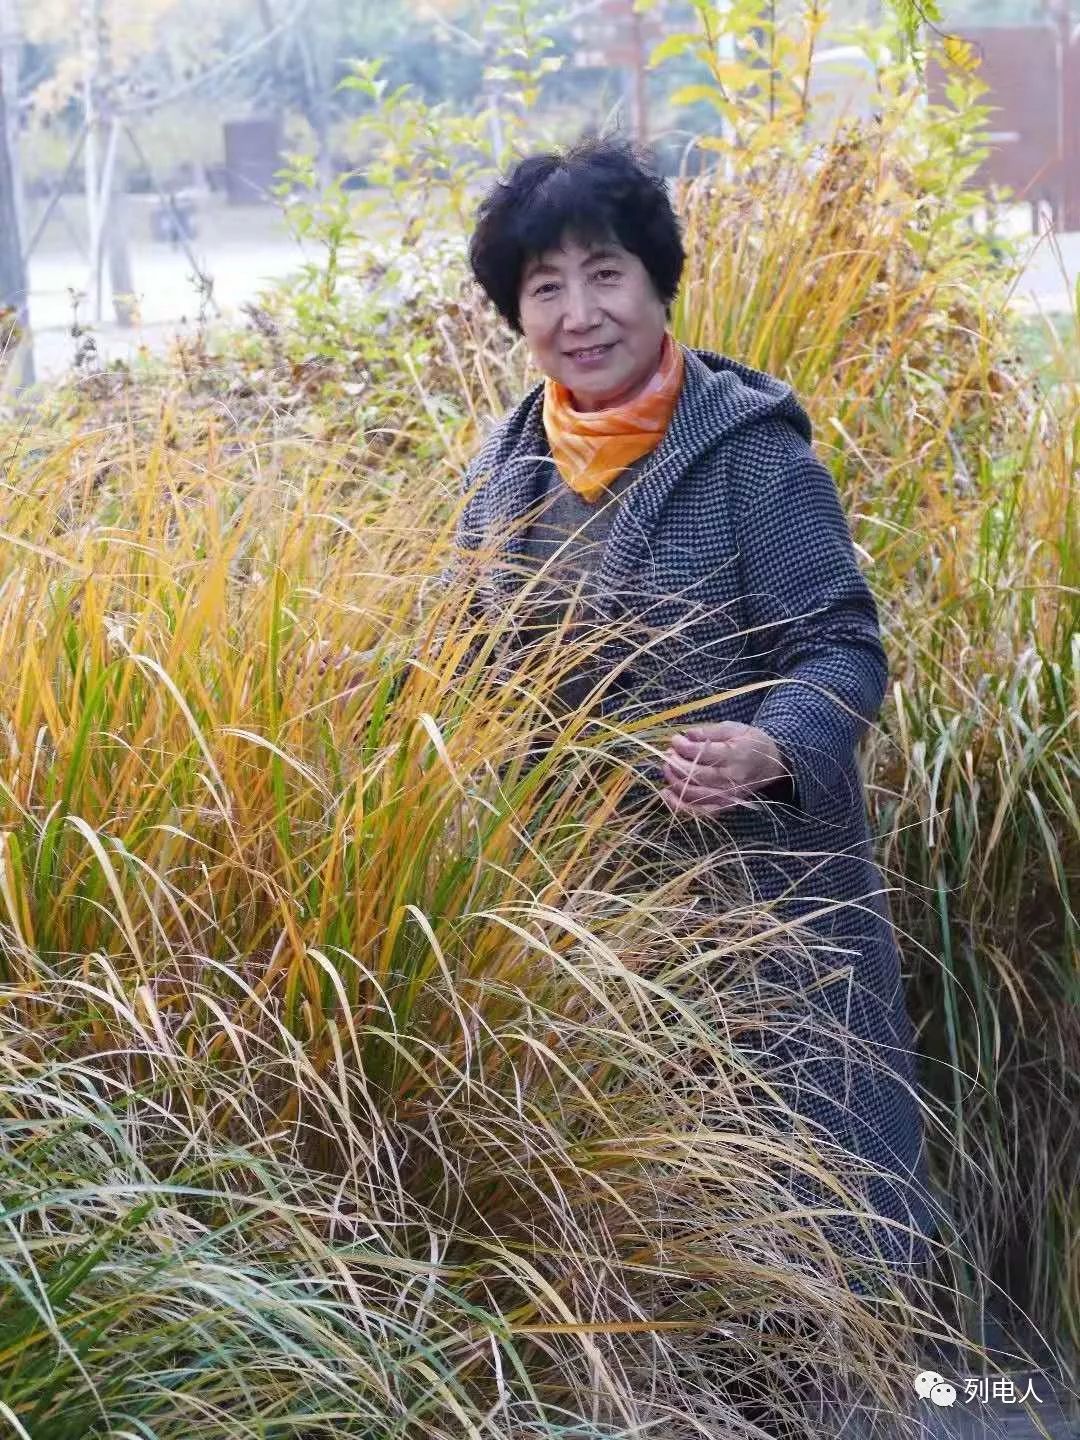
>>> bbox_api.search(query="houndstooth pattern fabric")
[443,343,943,1285]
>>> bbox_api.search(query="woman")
[447,132,942,1296]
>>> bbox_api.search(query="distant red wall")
[927,26,1065,224]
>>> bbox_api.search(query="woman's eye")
[595,269,620,280]
[534,282,558,296]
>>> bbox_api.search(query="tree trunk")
[293,24,332,189]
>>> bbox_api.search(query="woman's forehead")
[523,236,627,278]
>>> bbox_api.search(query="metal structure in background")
[570,0,668,143]
[928,2,1080,232]
[80,0,138,326]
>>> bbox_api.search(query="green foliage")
[887,0,943,56]
[481,0,567,116]
[641,0,831,150]
[262,0,574,408]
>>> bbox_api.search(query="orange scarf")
[542,330,685,503]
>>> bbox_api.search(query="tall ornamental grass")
[0,2,1075,1431]
[0,389,984,1434]
[332,10,1076,1355]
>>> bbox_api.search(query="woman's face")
[517,233,669,411]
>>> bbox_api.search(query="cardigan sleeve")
[732,445,889,825]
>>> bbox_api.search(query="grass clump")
[0,380,978,1434]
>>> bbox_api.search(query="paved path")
[1009,224,1080,317]
[17,193,313,382]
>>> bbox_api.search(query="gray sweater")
[516,453,651,717]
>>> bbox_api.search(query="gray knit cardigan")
[439,342,942,1284]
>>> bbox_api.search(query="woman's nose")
[563,284,600,330]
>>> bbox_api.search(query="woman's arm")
[731,442,889,827]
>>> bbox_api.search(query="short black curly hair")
[467,130,686,336]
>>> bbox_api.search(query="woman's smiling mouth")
[567,342,616,363]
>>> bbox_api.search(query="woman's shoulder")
[723,412,819,469]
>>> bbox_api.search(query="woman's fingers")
[661,786,737,815]
[680,723,740,743]
[662,738,759,811]
[662,752,773,813]
[664,751,729,784]
[664,751,753,796]
[670,732,736,767]
[312,644,378,683]
[664,774,728,804]
[664,774,747,804]
[311,640,347,676]
[662,766,726,797]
